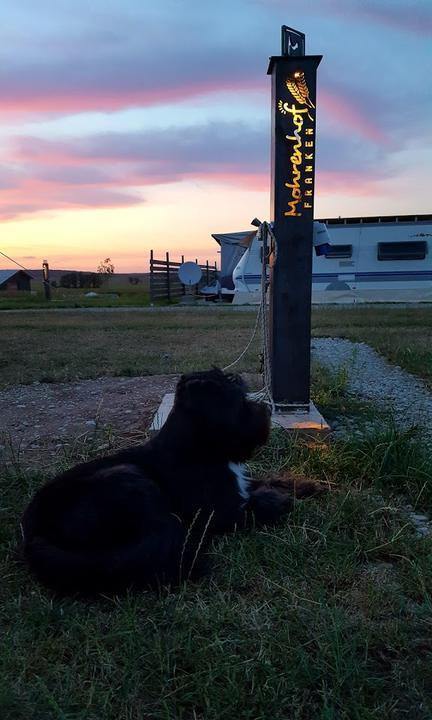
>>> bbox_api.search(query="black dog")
[22,369,290,594]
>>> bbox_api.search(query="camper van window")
[377,241,428,261]
[324,245,352,259]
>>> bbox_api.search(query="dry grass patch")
[0,309,260,386]
[2,305,432,388]
[1,424,432,719]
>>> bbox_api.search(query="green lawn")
[1,305,432,387]
[1,306,432,719]
[2,419,432,719]
[0,283,150,311]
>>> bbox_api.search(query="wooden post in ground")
[42,260,51,301]
[166,251,171,302]
[181,255,185,295]
[267,27,321,409]
[150,249,154,302]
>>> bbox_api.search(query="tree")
[78,272,102,288]
[97,258,115,284]
[60,272,78,288]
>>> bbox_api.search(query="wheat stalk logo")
[278,71,315,121]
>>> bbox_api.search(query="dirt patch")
[0,375,178,464]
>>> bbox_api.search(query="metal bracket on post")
[281,26,305,56]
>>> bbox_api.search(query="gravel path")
[312,337,432,536]
[0,374,177,465]
[312,337,432,439]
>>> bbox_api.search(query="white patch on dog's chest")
[228,462,250,500]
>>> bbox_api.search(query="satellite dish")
[178,262,202,286]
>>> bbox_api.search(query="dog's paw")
[251,472,326,499]
[246,487,292,526]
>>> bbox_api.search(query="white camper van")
[214,214,432,304]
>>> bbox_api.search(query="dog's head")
[174,368,271,461]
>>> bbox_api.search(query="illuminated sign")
[277,71,316,218]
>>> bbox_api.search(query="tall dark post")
[268,27,321,409]
[42,259,51,301]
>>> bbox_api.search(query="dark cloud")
[259,0,432,36]
[52,186,143,208]
[35,165,115,185]
[0,186,143,221]
[0,0,428,227]
[1,0,429,161]
[6,117,397,222]
[325,0,432,35]
[0,31,264,113]
[0,165,22,189]
[15,122,270,179]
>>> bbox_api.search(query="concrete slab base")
[150,393,330,439]
[150,393,175,432]
[271,402,330,439]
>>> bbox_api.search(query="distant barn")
[0,269,33,292]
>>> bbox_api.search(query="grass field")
[1,305,432,719]
[1,305,432,387]
[0,283,150,311]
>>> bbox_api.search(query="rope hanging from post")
[222,221,277,412]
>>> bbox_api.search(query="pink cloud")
[0,78,264,115]
[316,170,386,197]
[0,166,268,221]
[319,89,387,144]
[10,123,271,196]
[2,102,390,221]
[189,170,269,192]
[0,178,143,221]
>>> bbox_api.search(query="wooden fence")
[150,251,218,303]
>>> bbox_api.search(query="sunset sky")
[1,0,431,273]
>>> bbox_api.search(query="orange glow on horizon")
[0,181,268,273]
[2,160,430,274]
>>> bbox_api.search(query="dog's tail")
[23,537,110,593]
[23,517,200,595]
